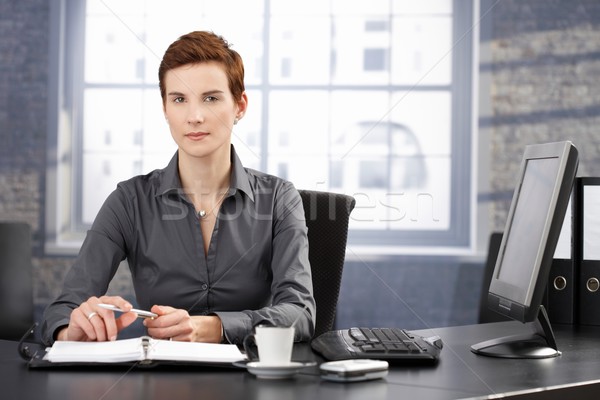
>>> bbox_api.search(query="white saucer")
[233,360,317,379]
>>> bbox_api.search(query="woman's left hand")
[143,305,223,343]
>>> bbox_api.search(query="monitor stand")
[470,305,560,359]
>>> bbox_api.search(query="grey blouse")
[41,146,316,345]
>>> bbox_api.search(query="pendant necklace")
[197,188,230,220]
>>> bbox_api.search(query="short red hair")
[158,31,245,104]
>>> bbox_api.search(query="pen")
[97,303,158,319]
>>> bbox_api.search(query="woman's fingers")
[71,304,100,341]
[116,312,138,333]
[70,296,136,342]
[144,306,190,340]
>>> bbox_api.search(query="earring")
[234,118,239,125]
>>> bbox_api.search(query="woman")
[41,31,316,345]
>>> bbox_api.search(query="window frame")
[45,0,478,255]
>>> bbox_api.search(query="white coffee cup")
[244,325,295,366]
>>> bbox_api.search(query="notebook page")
[44,337,144,363]
[147,339,246,363]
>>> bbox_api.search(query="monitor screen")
[472,141,578,359]
[488,141,578,323]
[494,157,560,305]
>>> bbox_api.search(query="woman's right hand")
[56,296,138,342]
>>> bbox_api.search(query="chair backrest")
[298,190,356,338]
[0,222,34,340]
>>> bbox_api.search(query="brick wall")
[486,0,600,230]
[0,0,47,229]
[0,0,134,317]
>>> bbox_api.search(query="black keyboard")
[311,327,443,363]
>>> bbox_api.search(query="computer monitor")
[471,141,578,359]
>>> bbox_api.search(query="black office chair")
[298,190,356,338]
[0,222,34,340]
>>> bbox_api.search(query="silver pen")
[97,303,158,319]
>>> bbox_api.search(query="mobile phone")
[319,359,389,382]
[97,303,158,319]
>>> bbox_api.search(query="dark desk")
[2,322,600,400]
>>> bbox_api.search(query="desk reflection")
[42,368,389,400]
[46,368,246,400]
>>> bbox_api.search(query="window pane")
[271,0,330,14]
[85,14,145,83]
[232,90,262,171]
[141,88,176,155]
[331,0,390,14]
[393,0,452,15]
[268,90,330,157]
[83,89,144,152]
[389,91,451,155]
[82,154,141,224]
[389,156,451,230]
[391,16,452,85]
[269,17,331,84]
[50,0,474,251]
[268,156,330,189]
[332,16,391,85]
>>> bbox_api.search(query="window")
[46,0,477,254]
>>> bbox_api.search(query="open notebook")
[30,336,245,368]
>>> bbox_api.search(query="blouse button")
[201,283,208,290]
